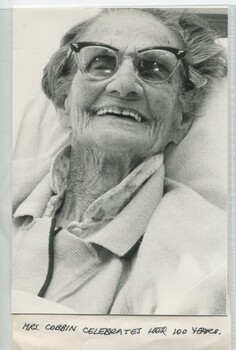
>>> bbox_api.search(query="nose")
[105,59,144,99]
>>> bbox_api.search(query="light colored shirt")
[13,146,165,313]
[13,147,227,315]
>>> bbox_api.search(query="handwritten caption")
[22,323,222,337]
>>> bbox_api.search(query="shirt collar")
[13,173,52,220]
[84,164,165,257]
[14,145,165,257]
[48,144,165,257]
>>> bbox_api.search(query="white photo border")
[0,2,235,350]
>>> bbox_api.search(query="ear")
[55,97,71,129]
[170,113,193,145]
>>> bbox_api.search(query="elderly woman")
[13,8,227,314]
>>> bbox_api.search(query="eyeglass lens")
[76,46,179,83]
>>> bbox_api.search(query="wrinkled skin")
[56,11,191,225]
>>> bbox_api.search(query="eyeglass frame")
[68,41,187,85]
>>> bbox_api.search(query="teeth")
[97,109,104,116]
[96,107,142,122]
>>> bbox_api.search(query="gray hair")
[42,8,227,119]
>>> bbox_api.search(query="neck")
[56,142,141,227]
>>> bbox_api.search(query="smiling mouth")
[96,107,143,123]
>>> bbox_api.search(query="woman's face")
[61,11,188,159]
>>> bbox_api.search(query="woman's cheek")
[148,99,179,149]
[72,73,103,110]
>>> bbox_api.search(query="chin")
[73,124,157,158]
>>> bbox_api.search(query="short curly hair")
[42,8,227,119]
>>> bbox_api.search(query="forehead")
[79,11,181,50]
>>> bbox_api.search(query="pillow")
[13,10,227,211]
[165,77,227,210]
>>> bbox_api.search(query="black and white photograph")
[12,7,228,316]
